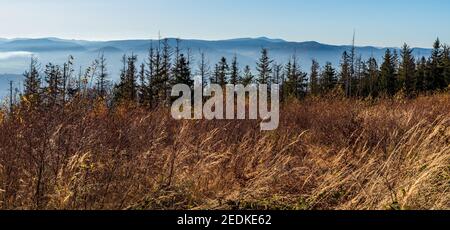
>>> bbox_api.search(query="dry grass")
[0,94,449,210]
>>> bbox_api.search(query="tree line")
[17,38,450,111]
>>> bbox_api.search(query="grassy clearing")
[0,94,449,210]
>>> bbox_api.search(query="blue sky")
[0,0,448,47]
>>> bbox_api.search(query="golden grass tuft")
[0,94,449,210]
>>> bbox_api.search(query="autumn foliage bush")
[0,93,449,210]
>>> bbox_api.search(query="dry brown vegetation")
[0,93,449,210]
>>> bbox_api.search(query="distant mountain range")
[0,37,432,72]
[0,37,432,98]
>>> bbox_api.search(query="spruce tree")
[443,45,450,87]
[309,59,320,96]
[353,56,365,97]
[272,63,283,85]
[23,57,41,106]
[211,64,220,85]
[283,56,307,98]
[126,54,138,101]
[96,53,109,98]
[151,39,168,105]
[171,39,182,86]
[229,55,239,85]
[61,55,74,104]
[380,49,397,96]
[366,57,379,97]
[217,57,229,86]
[173,54,193,87]
[354,57,366,97]
[256,48,273,84]
[283,60,293,98]
[138,63,149,105]
[359,60,371,97]
[197,52,210,88]
[293,56,308,98]
[240,65,254,86]
[144,45,155,107]
[426,38,445,90]
[174,39,181,69]
[398,43,416,97]
[320,62,338,93]
[161,39,172,102]
[339,51,352,97]
[415,57,427,93]
[114,54,138,102]
[44,62,63,105]
[114,55,128,102]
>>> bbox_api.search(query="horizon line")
[0,36,441,49]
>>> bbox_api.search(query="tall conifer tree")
[23,57,41,106]
[399,43,416,96]
[380,49,398,96]
[256,48,273,84]
[230,55,239,85]
[309,59,320,96]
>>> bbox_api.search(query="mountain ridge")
[0,37,432,81]
[0,36,433,50]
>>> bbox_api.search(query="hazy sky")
[0,0,449,47]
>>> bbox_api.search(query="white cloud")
[0,51,33,60]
